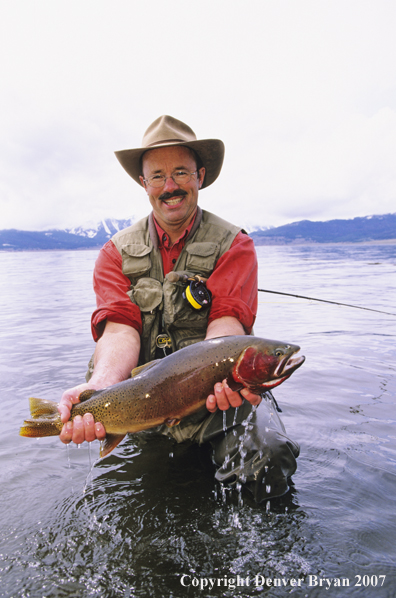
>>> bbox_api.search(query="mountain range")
[249,213,396,245]
[0,213,395,251]
[0,218,134,251]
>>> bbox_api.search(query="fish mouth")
[275,349,305,379]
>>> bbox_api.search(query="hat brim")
[114,139,225,189]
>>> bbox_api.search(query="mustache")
[159,189,187,201]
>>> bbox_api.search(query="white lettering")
[307,576,350,589]
[237,575,250,586]
[181,573,307,591]
[255,575,265,587]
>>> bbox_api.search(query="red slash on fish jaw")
[258,374,291,390]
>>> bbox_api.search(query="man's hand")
[206,378,262,413]
[58,383,106,445]
[59,321,140,446]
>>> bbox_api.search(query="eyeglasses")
[143,170,198,188]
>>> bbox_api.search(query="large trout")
[20,336,304,457]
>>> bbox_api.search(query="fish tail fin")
[19,398,63,438]
[29,397,59,418]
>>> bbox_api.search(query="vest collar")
[148,207,203,250]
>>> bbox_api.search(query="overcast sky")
[1,0,395,231]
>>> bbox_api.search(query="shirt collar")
[153,211,197,249]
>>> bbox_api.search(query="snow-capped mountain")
[67,218,135,240]
[0,218,135,251]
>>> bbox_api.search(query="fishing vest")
[111,208,242,365]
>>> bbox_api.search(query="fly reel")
[183,277,212,310]
[166,271,212,311]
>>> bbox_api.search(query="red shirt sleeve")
[91,240,142,341]
[206,232,258,333]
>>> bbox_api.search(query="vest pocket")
[128,278,164,364]
[121,244,152,278]
[184,242,220,277]
[128,278,163,312]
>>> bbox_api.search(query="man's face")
[140,146,205,232]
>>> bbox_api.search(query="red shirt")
[91,224,258,342]
[152,214,196,276]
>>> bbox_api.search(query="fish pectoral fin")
[100,433,126,458]
[131,359,161,378]
[78,389,97,402]
[165,418,180,427]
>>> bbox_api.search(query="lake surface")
[0,244,395,598]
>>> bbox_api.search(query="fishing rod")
[258,288,396,317]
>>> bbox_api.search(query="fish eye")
[275,348,285,357]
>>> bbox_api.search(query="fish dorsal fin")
[100,433,126,458]
[78,389,97,402]
[131,359,161,378]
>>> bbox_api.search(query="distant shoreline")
[253,238,396,247]
[2,238,396,253]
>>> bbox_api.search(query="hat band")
[145,138,192,148]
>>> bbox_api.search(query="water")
[0,244,395,597]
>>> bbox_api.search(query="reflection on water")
[0,245,395,597]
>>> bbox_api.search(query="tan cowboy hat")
[114,115,225,189]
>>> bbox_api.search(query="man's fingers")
[206,380,244,412]
[206,394,217,413]
[240,388,262,406]
[206,382,261,413]
[60,421,73,444]
[71,415,85,444]
[59,415,106,445]
[213,382,230,411]
[83,413,96,443]
[94,422,106,441]
[58,384,93,423]
[58,402,72,424]
[222,379,244,408]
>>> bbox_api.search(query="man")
[58,115,299,502]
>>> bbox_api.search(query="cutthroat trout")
[20,336,304,457]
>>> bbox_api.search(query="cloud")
[1,0,395,230]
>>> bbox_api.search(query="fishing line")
[258,288,396,317]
